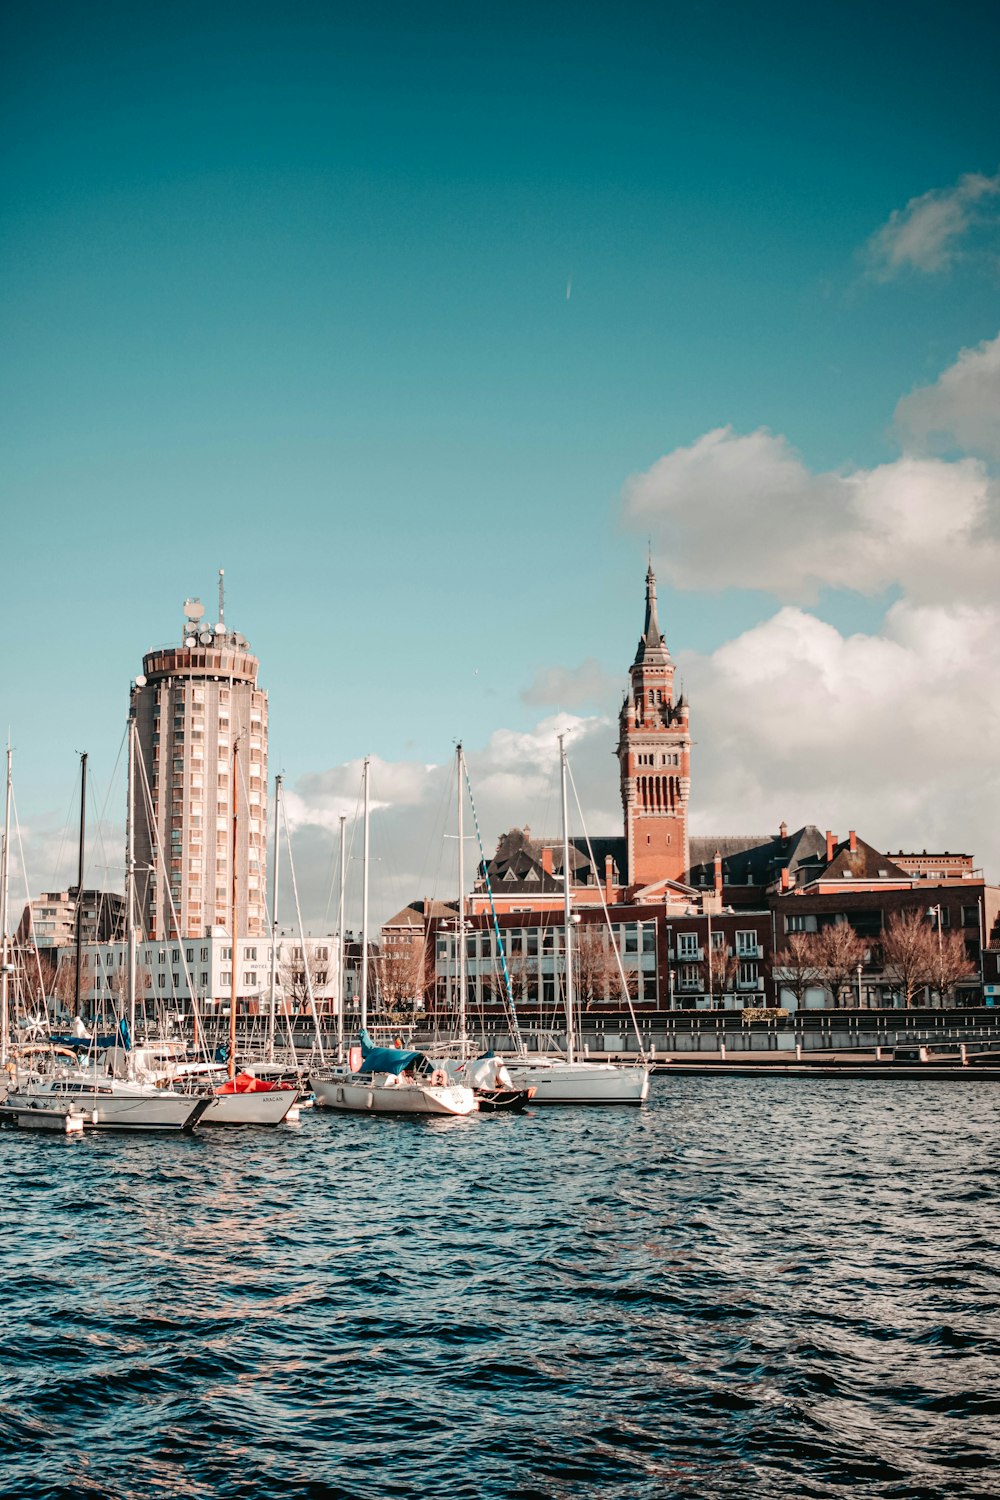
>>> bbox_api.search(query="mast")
[126,710,137,1049]
[267,772,282,1064]
[337,812,346,1062]
[457,743,467,1053]
[360,757,370,1033]
[74,751,88,1017]
[559,734,576,1065]
[229,734,240,1080]
[0,742,11,1068]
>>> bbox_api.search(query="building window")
[680,964,700,989]
[678,932,699,959]
[736,930,757,956]
[962,906,979,928]
[738,962,757,987]
[221,971,231,985]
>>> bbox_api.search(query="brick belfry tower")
[617,563,691,887]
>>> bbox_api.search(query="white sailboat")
[503,736,650,1106]
[191,736,297,1125]
[425,744,533,1111]
[311,757,477,1117]
[5,719,210,1132]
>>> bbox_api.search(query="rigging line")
[566,758,648,1064]
[278,793,326,1065]
[462,761,525,1056]
[11,786,50,1027]
[133,741,203,1040]
[85,727,129,940]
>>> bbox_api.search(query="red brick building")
[382,567,999,1016]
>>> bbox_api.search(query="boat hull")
[313,1076,477,1116]
[505,1059,649,1105]
[201,1088,298,1125]
[5,1086,209,1132]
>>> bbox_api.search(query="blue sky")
[3,1,999,921]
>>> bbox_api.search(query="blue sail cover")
[355,1028,425,1077]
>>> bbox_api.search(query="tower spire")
[634,560,669,664]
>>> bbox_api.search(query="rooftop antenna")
[218,568,225,627]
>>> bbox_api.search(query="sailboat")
[503,736,650,1105]
[192,735,297,1125]
[5,724,210,1132]
[312,757,477,1117]
[425,744,533,1111]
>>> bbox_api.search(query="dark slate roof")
[688,826,911,891]
[382,898,457,928]
[807,839,910,885]
[477,828,626,892]
[687,826,829,889]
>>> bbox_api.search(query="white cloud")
[895,331,1000,460]
[283,713,618,929]
[683,601,1000,874]
[865,169,1000,279]
[623,425,1000,605]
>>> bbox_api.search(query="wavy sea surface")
[1,1077,998,1500]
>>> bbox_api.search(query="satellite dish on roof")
[183,598,205,622]
[198,630,213,645]
[214,622,225,635]
[184,636,196,647]
[134,675,147,688]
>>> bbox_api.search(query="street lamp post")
[666,923,674,1010]
[928,906,944,1007]
[856,961,863,1010]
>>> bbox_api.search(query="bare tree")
[575,926,637,1008]
[371,944,426,1021]
[503,950,532,1007]
[931,930,977,1006]
[773,932,825,1008]
[815,922,867,1007]
[703,944,739,1007]
[881,910,936,1007]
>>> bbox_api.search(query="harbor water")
[1,1077,998,1499]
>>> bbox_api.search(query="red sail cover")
[214,1072,295,1095]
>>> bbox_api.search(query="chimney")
[825,829,835,864]
[713,850,723,897]
[849,830,857,853]
[604,854,614,904]
[779,821,788,842]
[541,846,553,877]
[780,867,790,891]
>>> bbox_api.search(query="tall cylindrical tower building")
[132,584,268,941]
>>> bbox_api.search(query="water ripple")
[1,1078,999,1499]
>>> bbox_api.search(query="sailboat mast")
[0,743,11,1068]
[337,812,346,1062]
[126,712,137,1046]
[360,757,370,1033]
[267,772,282,1064]
[229,735,240,1081]
[457,743,467,1053]
[74,751,87,1018]
[559,734,576,1065]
